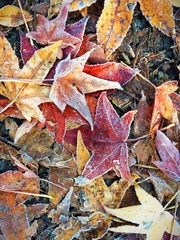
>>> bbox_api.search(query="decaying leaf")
[138,0,175,36]
[82,92,137,182]
[105,184,180,240]
[97,0,137,57]
[49,187,73,223]
[0,5,32,27]
[153,130,180,182]
[0,193,38,240]
[0,32,62,122]
[49,50,122,130]
[53,212,111,240]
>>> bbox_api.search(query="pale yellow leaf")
[105,185,180,240]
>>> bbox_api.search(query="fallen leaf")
[69,0,97,11]
[153,130,180,181]
[49,50,122,130]
[64,16,89,58]
[27,204,49,221]
[82,92,137,181]
[105,184,180,240]
[83,61,137,86]
[0,171,39,205]
[16,126,54,160]
[139,0,175,36]
[40,102,66,144]
[97,0,137,57]
[0,193,38,240]
[150,81,179,132]
[77,34,107,63]
[149,170,178,203]
[20,32,38,64]
[27,2,80,58]
[53,212,111,240]
[77,130,91,175]
[0,32,62,122]
[0,5,32,27]
[134,91,152,137]
[48,160,77,206]
[0,98,24,120]
[48,187,74,223]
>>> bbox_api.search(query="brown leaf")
[0,193,38,240]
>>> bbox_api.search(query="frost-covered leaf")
[82,92,137,181]
[150,81,179,132]
[97,0,137,57]
[138,0,175,36]
[153,130,180,181]
[0,32,62,122]
[49,50,121,130]
[105,184,180,240]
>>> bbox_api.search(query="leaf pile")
[0,1,179,240]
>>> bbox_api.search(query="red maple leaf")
[80,92,136,182]
[153,130,180,181]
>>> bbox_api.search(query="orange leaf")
[97,0,137,57]
[150,81,179,132]
[138,0,175,36]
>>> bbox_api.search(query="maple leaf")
[49,50,122,130]
[82,92,137,182]
[0,32,62,122]
[26,2,80,53]
[0,5,32,27]
[153,130,180,182]
[150,81,179,132]
[105,184,180,240]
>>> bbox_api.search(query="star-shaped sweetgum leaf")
[82,92,136,181]
[26,2,84,58]
[65,92,136,181]
[49,50,122,130]
[0,32,62,122]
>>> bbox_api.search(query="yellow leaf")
[0,5,32,27]
[77,130,90,175]
[97,0,137,57]
[171,0,180,7]
[138,0,175,36]
[105,185,180,240]
[0,32,62,122]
